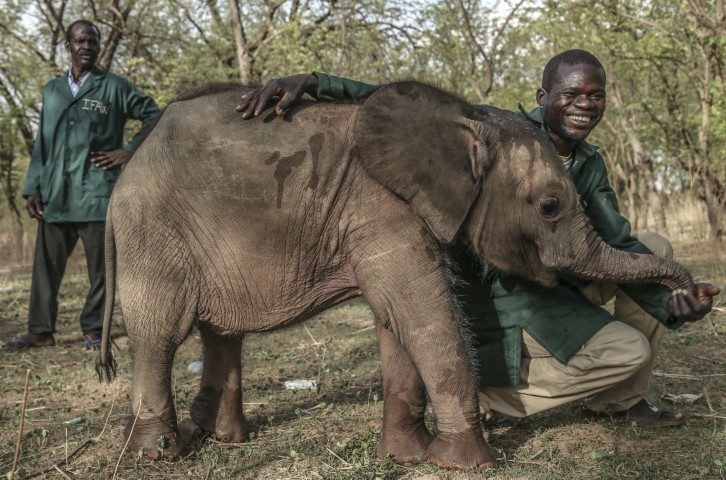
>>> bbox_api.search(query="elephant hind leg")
[188,324,249,443]
[376,320,433,463]
[125,332,191,459]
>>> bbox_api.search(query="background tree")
[0,1,66,257]
[406,0,529,104]
[506,0,725,240]
[599,0,725,240]
[627,0,725,240]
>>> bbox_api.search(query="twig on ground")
[688,354,726,366]
[703,387,716,415]
[24,406,46,412]
[304,325,322,345]
[21,358,38,368]
[288,341,328,361]
[25,439,95,478]
[53,465,72,480]
[653,372,726,379]
[352,325,375,335]
[668,356,697,367]
[96,384,117,441]
[11,369,31,479]
[113,395,142,480]
[689,413,726,420]
[302,402,330,413]
[326,447,352,469]
[528,448,545,460]
[507,459,548,466]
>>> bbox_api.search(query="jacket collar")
[55,66,107,102]
[518,104,598,173]
[73,65,106,98]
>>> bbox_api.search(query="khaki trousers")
[479,232,671,417]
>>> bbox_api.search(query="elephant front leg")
[188,325,249,443]
[420,329,497,469]
[354,249,497,469]
[375,320,433,463]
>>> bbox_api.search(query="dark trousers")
[28,221,105,336]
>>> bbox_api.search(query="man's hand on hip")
[90,148,132,170]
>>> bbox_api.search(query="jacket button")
[69,120,75,126]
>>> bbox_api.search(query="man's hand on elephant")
[90,148,132,170]
[669,282,721,322]
[26,195,43,219]
[237,74,319,119]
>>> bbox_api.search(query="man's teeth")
[568,115,589,123]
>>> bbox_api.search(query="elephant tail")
[96,211,118,383]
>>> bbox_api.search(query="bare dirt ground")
[0,241,723,479]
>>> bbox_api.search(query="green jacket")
[23,66,160,222]
[311,72,677,386]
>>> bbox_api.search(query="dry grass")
[0,241,723,479]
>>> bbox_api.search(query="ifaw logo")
[81,98,110,115]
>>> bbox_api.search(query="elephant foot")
[378,420,433,463]
[426,430,498,470]
[178,418,205,443]
[190,391,249,443]
[123,417,187,460]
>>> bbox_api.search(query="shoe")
[582,399,685,427]
[6,332,56,348]
[83,333,102,352]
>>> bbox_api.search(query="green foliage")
[505,0,725,238]
[0,0,723,242]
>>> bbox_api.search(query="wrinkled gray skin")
[99,82,694,469]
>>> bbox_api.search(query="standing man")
[6,20,159,351]
[236,50,718,427]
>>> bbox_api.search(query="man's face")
[66,23,100,72]
[536,63,606,149]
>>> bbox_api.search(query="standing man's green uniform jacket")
[309,71,679,386]
[23,66,160,222]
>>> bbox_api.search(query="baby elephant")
[98,81,695,469]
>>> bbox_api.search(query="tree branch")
[0,23,49,63]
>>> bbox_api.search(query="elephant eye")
[539,197,562,219]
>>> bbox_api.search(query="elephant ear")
[355,81,491,243]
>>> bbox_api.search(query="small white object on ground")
[187,360,204,374]
[284,379,317,390]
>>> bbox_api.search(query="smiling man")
[236,49,719,432]
[6,20,159,351]
[538,60,605,161]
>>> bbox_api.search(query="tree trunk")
[697,176,725,241]
[228,0,251,85]
[608,75,664,235]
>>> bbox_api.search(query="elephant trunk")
[552,215,695,294]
